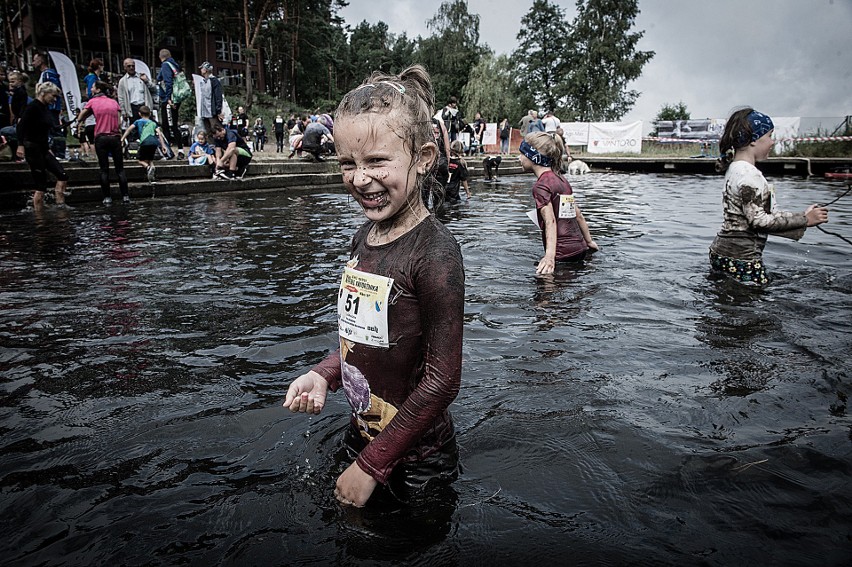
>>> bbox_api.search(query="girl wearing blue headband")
[709,108,829,284]
[520,132,598,274]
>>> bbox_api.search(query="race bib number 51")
[338,266,394,347]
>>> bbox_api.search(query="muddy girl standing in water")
[709,108,828,284]
[283,65,464,508]
[520,131,598,274]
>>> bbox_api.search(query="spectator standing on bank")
[499,117,510,154]
[274,114,286,152]
[197,61,223,134]
[528,111,545,133]
[518,110,534,135]
[231,106,249,139]
[156,48,185,159]
[118,58,156,127]
[542,110,560,135]
[252,117,267,152]
[84,58,103,98]
[75,80,131,204]
[436,96,460,141]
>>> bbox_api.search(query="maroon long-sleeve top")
[312,215,464,484]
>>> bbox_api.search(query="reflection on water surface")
[1,173,850,565]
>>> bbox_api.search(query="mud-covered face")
[335,111,435,225]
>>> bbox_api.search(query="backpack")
[166,61,191,104]
[138,119,159,145]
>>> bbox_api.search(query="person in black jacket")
[16,82,69,209]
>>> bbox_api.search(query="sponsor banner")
[561,122,590,146]
[133,59,152,82]
[48,51,82,117]
[222,96,232,125]
[655,119,726,140]
[772,117,800,154]
[482,123,498,146]
[587,121,643,154]
[192,74,204,119]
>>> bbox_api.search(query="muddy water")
[1,173,850,565]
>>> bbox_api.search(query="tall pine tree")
[513,0,570,115]
[564,0,654,121]
[416,0,486,112]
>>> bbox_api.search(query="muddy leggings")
[24,142,69,190]
[94,134,129,198]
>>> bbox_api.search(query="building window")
[165,36,177,47]
[215,38,227,62]
[220,68,243,87]
[230,41,242,63]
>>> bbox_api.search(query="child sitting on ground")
[188,130,215,173]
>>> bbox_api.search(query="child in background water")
[520,131,598,274]
[709,108,828,284]
[445,140,470,202]
[283,65,464,508]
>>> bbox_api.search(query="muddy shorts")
[709,251,768,285]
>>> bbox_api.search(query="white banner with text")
[587,121,643,154]
[561,122,590,146]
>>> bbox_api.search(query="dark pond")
[1,172,850,565]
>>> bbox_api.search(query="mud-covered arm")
[355,242,464,484]
[741,184,807,240]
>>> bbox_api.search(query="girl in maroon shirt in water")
[519,131,598,274]
[284,65,464,508]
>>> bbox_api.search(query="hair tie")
[355,81,406,95]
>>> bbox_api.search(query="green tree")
[655,101,690,122]
[564,0,654,121]
[461,52,533,124]
[346,22,418,88]
[271,0,348,110]
[650,101,690,136]
[416,0,486,113]
[513,0,570,115]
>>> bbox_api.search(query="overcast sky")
[338,0,852,127]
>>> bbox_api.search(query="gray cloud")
[340,0,852,126]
